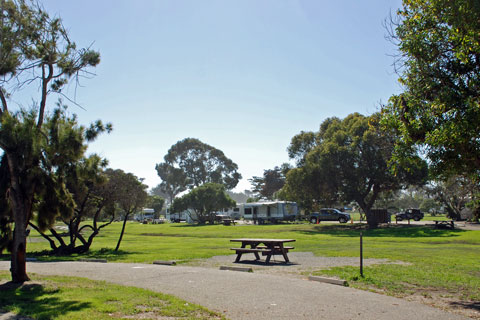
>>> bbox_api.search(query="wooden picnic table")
[230,238,295,264]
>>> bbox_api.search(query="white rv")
[235,201,298,223]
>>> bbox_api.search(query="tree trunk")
[10,197,30,282]
[355,197,378,229]
[11,223,29,283]
[115,213,129,251]
[7,156,32,283]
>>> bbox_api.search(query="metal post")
[360,232,364,277]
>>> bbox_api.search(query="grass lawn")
[2,221,479,315]
[0,271,223,320]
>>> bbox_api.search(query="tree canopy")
[248,164,290,200]
[106,169,148,251]
[0,0,104,282]
[382,0,480,179]
[156,138,242,197]
[172,183,235,224]
[280,113,428,227]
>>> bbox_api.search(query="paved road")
[0,261,467,320]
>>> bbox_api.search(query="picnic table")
[433,220,455,229]
[222,219,235,226]
[230,238,295,264]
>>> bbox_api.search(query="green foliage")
[34,154,113,254]
[0,108,110,231]
[248,164,289,200]
[382,0,480,179]
[0,0,104,281]
[172,183,236,224]
[105,169,148,217]
[281,113,427,226]
[154,163,188,205]
[156,138,241,196]
[148,195,165,216]
[425,176,479,220]
[105,169,148,251]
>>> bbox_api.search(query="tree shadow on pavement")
[449,301,480,312]
[233,260,300,267]
[0,281,91,319]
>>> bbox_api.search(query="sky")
[33,0,404,192]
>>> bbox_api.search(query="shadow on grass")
[82,248,133,262]
[16,248,134,263]
[170,223,223,228]
[0,281,91,318]
[296,224,465,238]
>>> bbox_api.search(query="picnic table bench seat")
[230,247,273,253]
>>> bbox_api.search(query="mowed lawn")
[0,271,224,320]
[6,221,480,306]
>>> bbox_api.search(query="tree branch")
[37,62,54,128]
[28,222,58,251]
[0,87,8,115]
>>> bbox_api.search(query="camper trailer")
[237,201,298,223]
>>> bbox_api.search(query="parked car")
[395,208,424,221]
[309,208,351,224]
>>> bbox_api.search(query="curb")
[153,260,177,266]
[79,259,107,263]
[219,265,253,273]
[308,276,347,286]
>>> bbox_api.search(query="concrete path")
[0,261,467,320]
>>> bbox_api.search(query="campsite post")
[360,232,364,277]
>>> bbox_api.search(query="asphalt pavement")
[0,261,468,320]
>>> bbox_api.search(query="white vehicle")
[236,201,298,223]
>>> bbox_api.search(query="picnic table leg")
[252,243,261,260]
[265,253,272,264]
[235,242,247,262]
[234,253,243,262]
[279,244,290,263]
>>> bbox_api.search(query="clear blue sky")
[39,0,403,192]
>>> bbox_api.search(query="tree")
[172,183,235,224]
[281,113,428,227]
[27,155,117,255]
[107,169,148,251]
[425,176,478,220]
[277,161,338,212]
[148,195,165,218]
[249,164,290,200]
[154,163,187,206]
[156,138,241,195]
[0,1,103,282]
[382,0,480,179]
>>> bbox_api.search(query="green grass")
[4,221,480,308]
[0,271,223,320]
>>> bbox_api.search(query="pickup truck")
[395,208,424,221]
[309,208,351,224]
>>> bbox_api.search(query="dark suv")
[310,208,351,224]
[395,208,424,221]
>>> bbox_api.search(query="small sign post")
[360,232,364,277]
